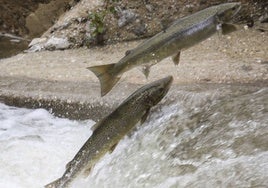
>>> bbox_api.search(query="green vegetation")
[87,0,120,45]
[88,10,107,42]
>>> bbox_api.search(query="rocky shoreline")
[1,0,267,52]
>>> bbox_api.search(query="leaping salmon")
[45,76,173,188]
[87,2,241,96]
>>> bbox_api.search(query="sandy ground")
[0,28,267,120]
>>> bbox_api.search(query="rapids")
[0,84,267,188]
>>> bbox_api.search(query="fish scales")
[117,4,235,69]
[45,76,173,188]
[87,3,241,96]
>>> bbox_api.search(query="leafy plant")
[87,0,121,45]
[88,10,107,38]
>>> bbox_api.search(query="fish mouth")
[150,75,173,105]
[164,75,173,89]
[228,2,241,19]
[217,2,242,23]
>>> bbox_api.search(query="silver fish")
[87,2,241,96]
[45,76,173,188]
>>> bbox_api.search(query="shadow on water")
[0,36,29,59]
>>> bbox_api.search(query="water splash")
[0,85,267,188]
[0,103,94,188]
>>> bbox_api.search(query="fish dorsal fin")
[125,50,132,56]
[65,161,71,169]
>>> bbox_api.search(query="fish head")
[142,76,173,107]
[216,2,241,23]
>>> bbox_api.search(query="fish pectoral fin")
[125,50,132,56]
[141,65,151,79]
[87,63,121,96]
[109,143,118,154]
[221,23,237,35]
[141,108,151,124]
[172,51,181,65]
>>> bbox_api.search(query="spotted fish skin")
[45,76,173,188]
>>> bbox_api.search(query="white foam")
[0,103,94,188]
[0,85,267,188]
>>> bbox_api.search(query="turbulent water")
[0,84,267,188]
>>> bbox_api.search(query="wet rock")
[28,37,47,47]
[117,9,137,28]
[51,22,71,33]
[44,36,70,50]
[27,36,70,52]
[145,4,154,12]
[132,22,147,36]
[260,13,268,23]
[241,65,253,72]
[261,61,268,64]
[2,0,268,48]
[27,37,47,52]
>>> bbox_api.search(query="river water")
[0,37,29,59]
[0,84,267,188]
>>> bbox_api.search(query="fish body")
[45,76,173,188]
[87,3,241,96]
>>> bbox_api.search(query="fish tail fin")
[87,63,120,96]
[44,178,62,188]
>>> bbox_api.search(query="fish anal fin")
[82,166,92,177]
[172,51,181,65]
[87,64,121,96]
[221,23,237,35]
[141,65,151,79]
[141,108,150,124]
[109,143,118,154]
